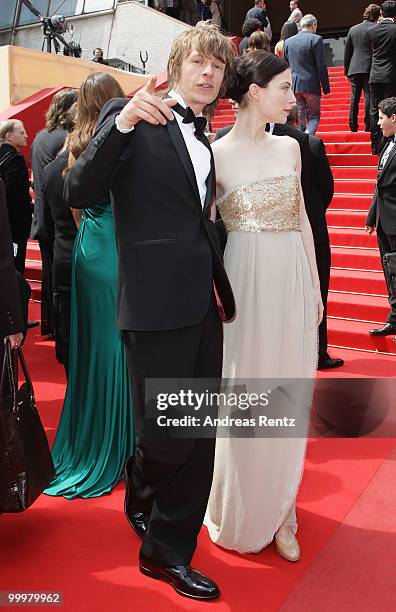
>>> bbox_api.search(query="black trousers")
[122,293,223,566]
[315,240,331,357]
[39,239,54,336]
[53,287,72,377]
[370,83,396,153]
[376,223,396,326]
[349,74,370,132]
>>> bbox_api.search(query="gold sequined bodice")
[218,174,301,233]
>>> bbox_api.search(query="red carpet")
[0,302,395,611]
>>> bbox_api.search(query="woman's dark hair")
[45,88,78,131]
[242,18,262,38]
[227,50,289,105]
[280,20,298,41]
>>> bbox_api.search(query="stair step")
[334,179,375,194]
[329,194,372,210]
[327,317,396,354]
[325,142,372,154]
[331,246,382,271]
[327,209,369,228]
[331,166,377,179]
[329,268,386,295]
[329,227,379,248]
[25,259,42,281]
[317,131,369,142]
[328,291,389,322]
[328,153,377,166]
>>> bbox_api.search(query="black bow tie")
[173,102,207,136]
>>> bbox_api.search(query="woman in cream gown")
[205,51,323,560]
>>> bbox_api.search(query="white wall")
[3,1,191,75]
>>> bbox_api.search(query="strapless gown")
[205,174,317,553]
[44,198,134,499]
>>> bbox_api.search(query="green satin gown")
[44,197,134,499]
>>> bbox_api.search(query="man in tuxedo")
[0,120,33,275]
[366,97,396,336]
[0,178,24,374]
[64,25,235,600]
[344,3,380,133]
[286,107,344,368]
[368,1,396,154]
[284,14,330,135]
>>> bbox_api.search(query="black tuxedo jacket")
[307,136,334,243]
[272,123,311,208]
[0,178,24,338]
[366,141,396,234]
[64,98,235,331]
[0,144,33,243]
[42,152,77,290]
[344,20,376,77]
[30,127,67,242]
[368,20,396,83]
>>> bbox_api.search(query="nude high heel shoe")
[275,529,301,562]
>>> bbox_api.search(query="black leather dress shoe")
[369,323,396,336]
[124,461,147,539]
[27,320,39,329]
[317,354,344,370]
[139,554,220,600]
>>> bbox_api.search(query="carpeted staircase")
[211,65,396,358]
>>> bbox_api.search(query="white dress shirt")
[168,90,211,209]
[115,90,211,208]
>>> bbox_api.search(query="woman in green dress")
[45,73,134,499]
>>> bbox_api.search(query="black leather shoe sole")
[139,563,221,601]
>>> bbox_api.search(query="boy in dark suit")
[366,96,396,335]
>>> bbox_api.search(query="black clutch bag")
[0,341,54,512]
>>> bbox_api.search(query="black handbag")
[0,341,54,512]
[382,252,396,301]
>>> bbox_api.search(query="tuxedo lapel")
[378,141,396,183]
[203,144,215,215]
[166,118,201,210]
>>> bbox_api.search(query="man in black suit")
[344,3,381,133]
[0,120,33,275]
[64,25,235,600]
[286,108,344,368]
[366,97,396,335]
[0,178,24,371]
[368,1,396,153]
[42,151,77,376]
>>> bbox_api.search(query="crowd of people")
[1,5,396,602]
